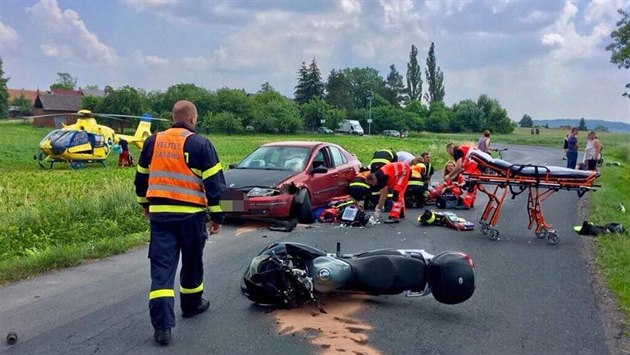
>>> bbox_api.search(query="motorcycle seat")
[345,255,426,295]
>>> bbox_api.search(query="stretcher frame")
[465,152,599,245]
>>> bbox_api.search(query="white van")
[336,120,364,136]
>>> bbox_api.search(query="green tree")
[259,82,275,93]
[301,98,346,130]
[578,117,588,131]
[10,94,32,116]
[214,88,253,126]
[252,98,302,133]
[405,44,422,102]
[606,9,630,98]
[519,114,534,128]
[453,99,484,132]
[50,72,77,90]
[425,42,445,104]
[593,124,609,132]
[0,58,9,118]
[425,102,450,133]
[325,69,354,112]
[94,86,146,116]
[342,67,387,109]
[84,84,99,90]
[404,100,429,131]
[384,64,405,107]
[294,58,324,104]
[80,95,102,112]
[201,111,243,135]
[159,83,214,118]
[476,95,514,134]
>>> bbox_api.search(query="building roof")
[50,89,83,96]
[35,93,82,112]
[8,89,39,104]
[80,88,106,97]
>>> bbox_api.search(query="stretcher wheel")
[488,228,500,241]
[6,332,17,345]
[536,229,548,239]
[546,232,559,245]
[480,224,489,235]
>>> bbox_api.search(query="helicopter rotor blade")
[24,113,83,119]
[94,113,170,122]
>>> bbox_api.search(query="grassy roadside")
[0,122,628,329]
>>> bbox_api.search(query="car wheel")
[292,189,315,224]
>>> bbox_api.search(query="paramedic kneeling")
[366,162,411,223]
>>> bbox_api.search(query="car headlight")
[247,187,279,197]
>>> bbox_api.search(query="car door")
[306,147,337,207]
[328,145,356,195]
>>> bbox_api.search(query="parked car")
[317,127,334,134]
[223,141,361,223]
[382,130,401,137]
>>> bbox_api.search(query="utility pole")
[367,91,373,135]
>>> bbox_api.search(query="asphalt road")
[0,145,609,354]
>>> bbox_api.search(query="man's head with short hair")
[445,143,454,157]
[571,127,579,135]
[420,152,431,163]
[172,100,198,130]
[483,130,491,137]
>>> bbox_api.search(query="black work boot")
[154,328,171,346]
[182,298,210,318]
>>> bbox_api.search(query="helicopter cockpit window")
[70,131,89,147]
[48,130,74,148]
[89,134,104,147]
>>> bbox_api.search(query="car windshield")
[237,146,310,172]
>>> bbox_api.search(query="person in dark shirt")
[566,127,579,169]
[118,139,129,167]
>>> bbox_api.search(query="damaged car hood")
[224,168,298,190]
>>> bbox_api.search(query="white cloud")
[132,50,169,68]
[41,43,60,57]
[124,0,179,12]
[340,0,361,14]
[181,56,210,71]
[380,0,415,26]
[0,22,19,44]
[26,0,119,66]
[541,33,565,46]
[518,10,548,24]
[584,0,630,23]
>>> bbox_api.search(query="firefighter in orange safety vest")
[134,100,226,346]
[366,162,411,223]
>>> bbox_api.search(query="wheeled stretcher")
[465,150,599,245]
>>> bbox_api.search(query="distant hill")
[532,119,630,133]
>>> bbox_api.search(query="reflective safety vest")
[349,170,370,190]
[380,162,410,192]
[421,162,433,180]
[147,128,207,206]
[370,149,396,166]
[455,145,478,173]
[408,163,426,187]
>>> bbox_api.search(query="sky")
[1,0,629,123]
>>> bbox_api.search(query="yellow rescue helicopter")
[30,109,167,169]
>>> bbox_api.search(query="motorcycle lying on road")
[241,242,475,309]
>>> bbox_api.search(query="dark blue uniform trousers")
[148,213,207,330]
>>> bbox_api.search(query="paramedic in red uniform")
[444,143,479,208]
[134,100,226,346]
[366,162,411,223]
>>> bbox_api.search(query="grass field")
[0,122,628,326]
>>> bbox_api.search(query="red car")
[223,141,360,223]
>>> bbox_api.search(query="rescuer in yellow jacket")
[134,100,226,346]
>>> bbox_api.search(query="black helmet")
[427,251,475,305]
[240,243,289,305]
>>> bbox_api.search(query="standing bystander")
[566,127,579,169]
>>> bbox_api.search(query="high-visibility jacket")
[421,162,434,181]
[147,128,207,206]
[454,145,478,173]
[349,170,370,190]
[378,162,411,193]
[408,163,426,187]
[370,149,397,166]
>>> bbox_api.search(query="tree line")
[0,43,516,134]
